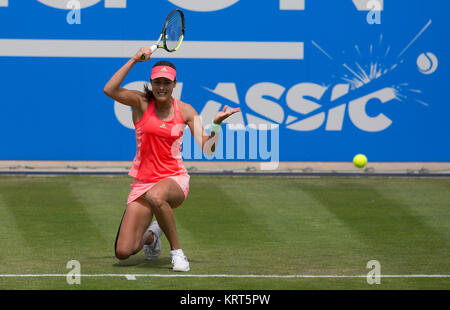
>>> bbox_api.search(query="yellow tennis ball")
[353,154,368,168]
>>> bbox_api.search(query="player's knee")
[115,239,142,260]
[115,246,133,260]
[145,192,165,211]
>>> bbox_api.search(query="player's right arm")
[103,48,152,107]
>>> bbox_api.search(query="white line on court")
[1,274,449,279]
[0,39,304,60]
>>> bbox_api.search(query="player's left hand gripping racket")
[141,9,185,60]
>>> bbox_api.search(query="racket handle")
[140,45,158,60]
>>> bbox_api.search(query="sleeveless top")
[128,97,188,182]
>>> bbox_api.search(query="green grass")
[0,175,449,290]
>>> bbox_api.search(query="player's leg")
[114,198,154,260]
[144,178,190,271]
[143,178,185,250]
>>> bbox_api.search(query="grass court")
[0,175,449,290]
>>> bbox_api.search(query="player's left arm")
[182,102,240,155]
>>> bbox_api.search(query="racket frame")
[142,9,185,60]
[162,9,185,52]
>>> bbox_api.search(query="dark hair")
[143,61,177,102]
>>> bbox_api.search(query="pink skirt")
[127,174,190,207]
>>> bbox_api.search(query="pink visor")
[151,65,176,81]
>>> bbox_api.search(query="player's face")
[151,77,176,102]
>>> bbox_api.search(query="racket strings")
[165,12,183,51]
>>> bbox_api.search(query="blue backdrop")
[0,0,448,162]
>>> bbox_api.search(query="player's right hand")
[134,47,152,62]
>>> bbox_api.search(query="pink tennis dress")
[127,97,190,206]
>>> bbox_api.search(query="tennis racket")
[141,9,185,60]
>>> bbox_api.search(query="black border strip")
[0,290,447,307]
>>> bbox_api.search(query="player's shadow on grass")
[113,255,172,269]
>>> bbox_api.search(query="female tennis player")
[104,48,240,271]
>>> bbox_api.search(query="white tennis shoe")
[144,221,162,260]
[171,249,190,272]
